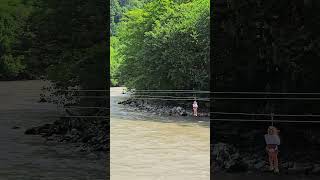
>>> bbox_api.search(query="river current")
[110,87,210,180]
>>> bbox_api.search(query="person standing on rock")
[192,100,198,116]
[264,126,280,173]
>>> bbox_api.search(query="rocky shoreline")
[118,99,320,175]
[212,140,320,176]
[118,98,210,117]
[23,97,208,156]
[212,143,320,175]
[212,121,320,176]
[23,94,320,176]
[25,116,108,155]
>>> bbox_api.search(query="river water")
[3,82,313,180]
[0,80,106,180]
[110,87,210,180]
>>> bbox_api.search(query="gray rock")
[71,128,79,135]
[180,109,187,116]
[176,106,182,112]
[311,164,320,174]
[288,162,313,174]
[254,161,265,169]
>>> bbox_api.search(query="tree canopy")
[111,0,210,90]
[0,0,33,79]
[213,0,320,114]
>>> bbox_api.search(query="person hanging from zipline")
[264,126,281,174]
[192,100,198,116]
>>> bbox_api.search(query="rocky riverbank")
[118,98,210,117]
[25,116,108,154]
[212,122,320,176]
[0,80,107,178]
[212,143,320,175]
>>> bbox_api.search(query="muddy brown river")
[110,87,319,180]
[0,80,106,180]
[110,87,210,180]
[2,81,317,180]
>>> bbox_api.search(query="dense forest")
[212,0,320,173]
[110,0,210,91]
[1,0,108,153]
[0,0,106,91]
[0,0,33,80]
[213,0,320,113]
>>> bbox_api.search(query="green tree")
[27,0,107,91]
[116,0,210,91]
[0,0,33,79]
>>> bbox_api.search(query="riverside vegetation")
[110,0,210,90]
[1,0,108,154]
[110,0,210,116]
[212,0,320,175]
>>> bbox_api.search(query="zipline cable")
[130,94,207,99]
[64,106,109,109]
[21,89,320,94]
[127,91,210,94]
[67,96,320,100]
[211,118,320,123]
[55,89,209,92]
[65,95,210,101]
[210,111,320,117]
[211,91,320,95]
[212,97,320,100]
[59,116,108,118]
[129,97,210,101]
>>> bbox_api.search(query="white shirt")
[264,134,280,145]
[193,101,198,108]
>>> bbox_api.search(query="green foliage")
[110,37,124,86]
[110,0,151,35]
[0,54,25,77]
[114,0,210,90]
[110,0,122,35]
[27,0,107,91]
[213,0,320,114]
[213,0,320,93]
[0,0,33,79]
